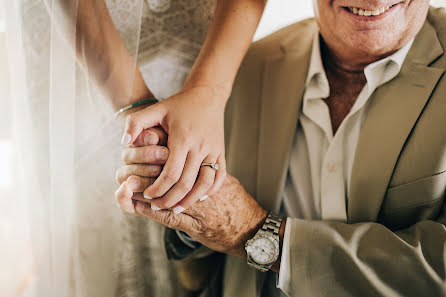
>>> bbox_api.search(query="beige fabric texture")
[185,6,446,297]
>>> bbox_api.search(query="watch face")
[247,235,279,265]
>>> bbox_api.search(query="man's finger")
[132,127,168,147]
[115,182,136,214]
[126,175,157,192]
[130,192,151,203]
[116,164,162,184]
[132,129,160,147]
[121,103,166,145]
[134,200,196,232]
[122,146,169,165]
[149,127,168,146]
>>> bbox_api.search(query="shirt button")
[327,162,338,173]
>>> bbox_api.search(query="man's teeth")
[348,5,391,16]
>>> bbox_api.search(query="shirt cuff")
[175,229,202,249]
[164,227,202,260]
[277,218,292,296]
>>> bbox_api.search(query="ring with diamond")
[200,162,219,171]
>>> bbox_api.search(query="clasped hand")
[115,128,267,258]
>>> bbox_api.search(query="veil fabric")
[2,0,218,295]
[2,1,144,296]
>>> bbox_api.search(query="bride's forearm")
[183,0,267,101]
[69,0,153,109]
[76,0,153,109]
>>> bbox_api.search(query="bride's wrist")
[180,83,231,108]
[115,101,156,130]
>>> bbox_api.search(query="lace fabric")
[107,0,216,99]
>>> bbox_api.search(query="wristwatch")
[245,213,282,272]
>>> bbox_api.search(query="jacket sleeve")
[281,195,446,297]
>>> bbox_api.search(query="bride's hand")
[121,86,227,213]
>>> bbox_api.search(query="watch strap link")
[261,215,282,236]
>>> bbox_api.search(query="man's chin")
[345,35,401,60]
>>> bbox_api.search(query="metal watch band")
[261,214,282,236]
[246,213,282,272]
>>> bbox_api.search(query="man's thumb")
[121,103,165,145]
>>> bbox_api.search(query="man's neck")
[320,37,366,78]
[320,37,367,88]
[319,36,367,134]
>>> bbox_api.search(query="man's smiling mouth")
[343,1,407,17]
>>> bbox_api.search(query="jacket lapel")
[255,28,314,213]
[348,21,445,223]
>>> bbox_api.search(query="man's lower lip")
[341,3,401,21]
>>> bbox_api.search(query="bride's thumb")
[121,103,166,146]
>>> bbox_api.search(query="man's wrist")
[240,211,286,273]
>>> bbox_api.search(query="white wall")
[254,0,315,41]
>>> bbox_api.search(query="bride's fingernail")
[151,204,161,211]
[121,133,131,145]
[144,194,152,200]
[173,206,185,214]
[200,195,209,202]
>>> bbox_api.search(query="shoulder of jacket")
[427,6,446,67]
[244,18,316,61]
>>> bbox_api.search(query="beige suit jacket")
[182,7,446,297]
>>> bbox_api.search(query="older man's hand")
[116,163,268,258]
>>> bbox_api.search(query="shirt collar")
[304,30,414,99]
[304,31,330,99]
[363,38,414,92]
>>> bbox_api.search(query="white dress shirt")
[270,32,414,296]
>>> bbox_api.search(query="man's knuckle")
[191,219,204,234]
[138,203,150,215]
[115,170,122,184]
[121,150,128,162]
[151,165,161,176]
[165,212,180,227]
[143,147,155,161]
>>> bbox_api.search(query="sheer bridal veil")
[2,1,145,296]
